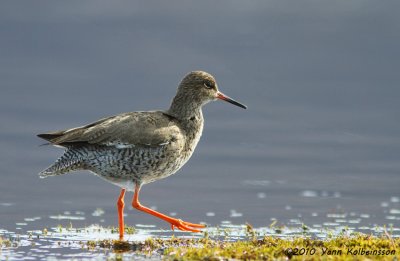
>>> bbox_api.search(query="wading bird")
[38,71,247,240]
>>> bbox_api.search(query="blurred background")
[0,1,399,233]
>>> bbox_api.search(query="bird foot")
[169,218,206,233]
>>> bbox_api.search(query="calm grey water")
[1,1,400,257]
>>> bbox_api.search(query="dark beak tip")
[229,101,247,110]
[235,102,248,110]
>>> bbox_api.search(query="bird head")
[178,71,247,109]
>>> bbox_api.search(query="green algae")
[163,235,400,260]
[2,223,400,260]
[0,237,12,248]
[78,234,400,260]
[72,225,400,261]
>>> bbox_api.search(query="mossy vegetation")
[164,235,399,260]
[109,225,136,236]
[2,223,399,260]
[78,225,400,261]
[0,237,12,248]
[78,234,400,260]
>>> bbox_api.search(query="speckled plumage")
[38,71,248,191]
[39,110,203,189]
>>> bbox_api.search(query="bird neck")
[167,93,204,121]
[167,94,204,153]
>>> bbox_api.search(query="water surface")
[1,1,400,259]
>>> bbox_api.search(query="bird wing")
[37,111,182,148]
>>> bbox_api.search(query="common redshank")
[38,71,247,240]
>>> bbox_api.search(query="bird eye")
[203,81,213,89]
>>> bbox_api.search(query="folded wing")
[37,111,182,148]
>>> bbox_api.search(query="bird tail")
[39,149,84,178]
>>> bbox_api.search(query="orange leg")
[117,188,126,240]
[132,184,205,232]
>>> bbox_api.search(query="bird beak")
[216,92,247,109]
